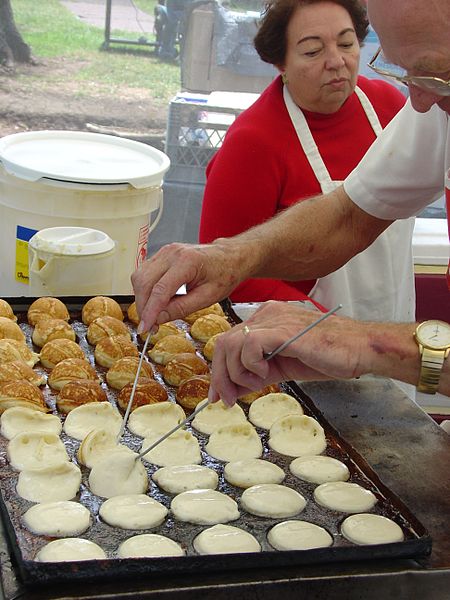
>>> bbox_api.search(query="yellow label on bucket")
[15,225,38,285]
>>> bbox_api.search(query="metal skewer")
[263,303,342,360]
[117,332,151,442]
[135,399,211,460]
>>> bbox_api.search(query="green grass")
[9,0,264,104]
[14,0,110,56]
[11,0,180,98]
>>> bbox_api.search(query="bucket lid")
[29,227,115,256]
[0,130,170,189]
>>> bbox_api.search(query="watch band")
[417,347,446,394]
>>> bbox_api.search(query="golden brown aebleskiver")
[86,316,130,346]
[0,317,25,343]
[176,374,210,411]
[190,314,231,343]
[148,335,196,365]
[106,356,154,390]
[145,322,184,345]
[202,333,224,361]
[27,297,70,326]
[238,384,281,405]
[184,303,225,325]
[126,302,139,326]
[32,318,76,348]
[0,339,40,368]
[0,380,49,414]
[39,338,86,369]
[57,380,108,414]
[0,361,46,387]
[94,335,139,368]
[0,299,17,322]
[48,358,99,391]
[163,353,209,387]
[117,378,168,412]
[82,296,124,326]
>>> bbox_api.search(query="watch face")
[416,320,450,350]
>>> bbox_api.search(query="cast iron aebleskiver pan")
[0,296,431,585]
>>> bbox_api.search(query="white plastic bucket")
[29,227,116,297]
[0,130,170,296]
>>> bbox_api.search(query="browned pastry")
[106,356,154,390]
[126,301,140,326]
[176,374,210,410]
[0,380,49,414]
[238,384,281,405]
[184,303,225,325]
[202,332,224,361]
[94,335,139,368]
[0,361,46,387]
[138,321,184,344]
[0,339,40,368]
[48,358,99,391]
[27,297,70,326]
[39,338,86,369]
[190,314,232,343]
[148,334,196,365]
[148,322,184,345]
[32,318,76,348]
[56,379,108,414]
[117,377,168,412]
[0,317,25,343]
[0,299,17,322]
[82,296,124,326]
[163,353,209,387]
[86,316,131,346]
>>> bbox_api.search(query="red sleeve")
[199,122,282,244]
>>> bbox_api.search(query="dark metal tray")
[0,296,432,586]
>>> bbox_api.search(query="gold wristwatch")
[414,320,450,394]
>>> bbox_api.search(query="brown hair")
[254,0,369,65]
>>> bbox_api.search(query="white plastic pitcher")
[0,131,170,296]
[28,227,116,297]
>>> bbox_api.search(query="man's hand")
[208,301,418,406]
[131,242,242,332]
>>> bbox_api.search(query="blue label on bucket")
[15,225,38,284]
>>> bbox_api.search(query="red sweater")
[199,75,406,303]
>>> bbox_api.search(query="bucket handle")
[28,247,55,284]
[148,193,164,236]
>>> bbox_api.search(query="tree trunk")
[0,0,33,68]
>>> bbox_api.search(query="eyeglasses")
[368,48,450,96]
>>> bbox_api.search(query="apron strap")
[283,84,383,193]
[283,85,333,191]
[354,86,383,136]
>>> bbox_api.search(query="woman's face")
[279,1,360,114]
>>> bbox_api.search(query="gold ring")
[243,325,251,336]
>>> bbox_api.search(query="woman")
[199,0,415,323]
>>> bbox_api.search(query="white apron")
[283,85,416,323]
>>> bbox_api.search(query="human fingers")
[209,324,269,406]
[208,320,334,406]
[131,245,182,328]
[208,303,296,403]
[132,244,210,331]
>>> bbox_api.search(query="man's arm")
[223,185,392,281]
[132,185,392,331]
[208,302,450,405]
